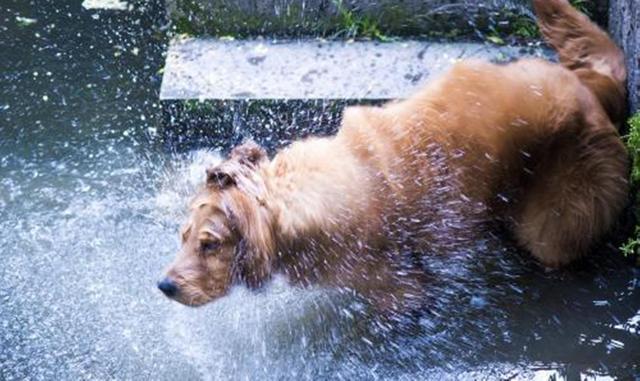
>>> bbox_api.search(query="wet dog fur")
[159,0,629,311]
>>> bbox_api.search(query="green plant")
[332,0,391,41]
[626,113,640,183]
[621,226,640,258]
[620,113,640,259]
[512,16,539,39]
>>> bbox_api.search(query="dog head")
[158,141,276,306]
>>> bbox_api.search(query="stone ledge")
[160,38,553,101]
[159,38,553,151]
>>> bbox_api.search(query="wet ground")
[0,1,639,380]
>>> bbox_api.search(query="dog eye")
[200,240,221,254]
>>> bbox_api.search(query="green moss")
[174,15,197,36]
[172,0,333,38]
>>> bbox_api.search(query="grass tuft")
[332,0,391,41]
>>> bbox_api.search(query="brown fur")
[160,0,629,310]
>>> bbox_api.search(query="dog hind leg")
[513,119,628,267]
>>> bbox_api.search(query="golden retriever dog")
[158,0,629,311]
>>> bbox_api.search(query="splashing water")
[2,139,638,379]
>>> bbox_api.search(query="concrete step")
[159,38,552,151]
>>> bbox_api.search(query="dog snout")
[157,277,178,297]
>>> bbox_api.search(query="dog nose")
[157,278,178,297]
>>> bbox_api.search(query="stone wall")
[166,1,611,42]
[166,0,538,38]
[609,0,639,113]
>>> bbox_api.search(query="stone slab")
[160,38,553,101]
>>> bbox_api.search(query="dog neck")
[253,138,388,284]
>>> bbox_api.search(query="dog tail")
[533,0,627,125]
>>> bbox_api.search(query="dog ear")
[234,238,273,289]
[230,140,267,167]
[227,198,275,289]
[206,168,236,189]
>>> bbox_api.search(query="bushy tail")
[533,0,627,125]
